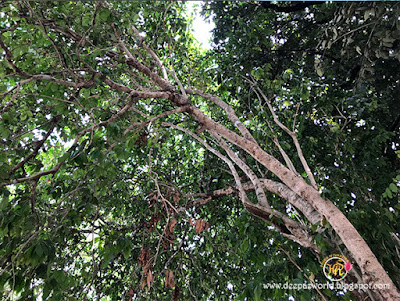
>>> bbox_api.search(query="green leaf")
[254,284,262,301]
[82,15,91,27]
[0,125,10,139]
[389,183,398,193]
[35,243,44,257]
[54,270,66,285]
[386,188,393,199]
[99,8,111,22]
[240,239,249,253]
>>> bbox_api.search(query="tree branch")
[186,178,321,225]
[212,133,270,208]
[9,115,61,176]
[162,123,318,252]
[161,122,249,205]
[253,85,318,189]
[130,24,169,81]
[4,161,65,186]
[191,89,259,145]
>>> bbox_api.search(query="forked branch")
[252,85,317,189]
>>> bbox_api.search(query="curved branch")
[4,161,65,186]
[186,178,321,225]
[243,201,319,253]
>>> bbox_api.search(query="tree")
[0,1,399,300]
[207,2,400,299]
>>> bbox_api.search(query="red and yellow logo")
[321,254,352,281]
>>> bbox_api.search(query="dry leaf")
[165,270,176,288]
[195,220,201,234]
[138,248,151,268]
[147,213,160,232]
[169,218,177,233]
[146,270,153,290]
[194,219,209,234]
[172,193,179,204]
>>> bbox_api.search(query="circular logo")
[321,254,351,281]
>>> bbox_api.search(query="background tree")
[0,1,399,300]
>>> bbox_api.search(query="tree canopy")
[0,1,399,300]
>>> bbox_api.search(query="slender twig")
[161,122,249,205]
[130,24,169,81]
[9,115,61,176]
[253,85,317,189]
[279,246,326,301]
[265,118,299,175]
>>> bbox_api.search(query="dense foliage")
[0,1,399,300]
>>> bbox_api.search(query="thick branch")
[114,30,177,96]
[259,179,321,225]
[212,134,269,208]
[192,90,258,145]
[188,179,321,225]
[243,201,319,253]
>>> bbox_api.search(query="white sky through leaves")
[187,2,214,49]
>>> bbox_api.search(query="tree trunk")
[181,99,400,301]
